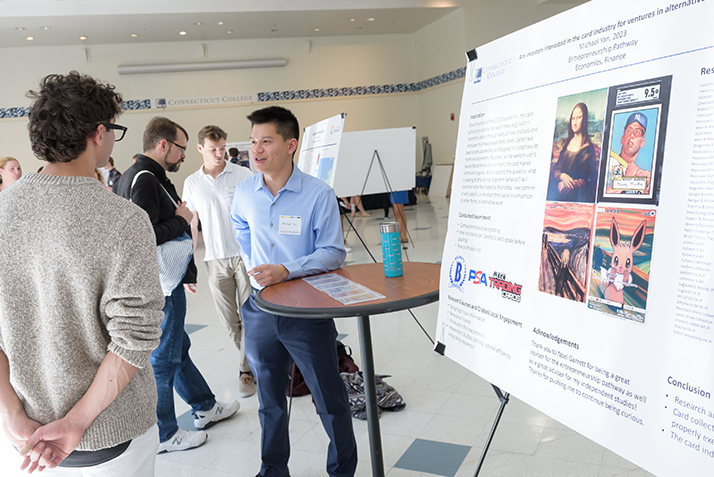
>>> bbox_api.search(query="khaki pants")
[205,256,252,373]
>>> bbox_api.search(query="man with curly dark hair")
[0,71,164,475]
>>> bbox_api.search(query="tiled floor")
[0,195,656,476]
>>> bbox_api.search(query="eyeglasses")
[98,122,128,142]
[167,140,187,152]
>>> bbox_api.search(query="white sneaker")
[157,428,207,454]
[193,400,240,429]
[239,371,257,398]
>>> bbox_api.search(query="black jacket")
[114,154,197,284]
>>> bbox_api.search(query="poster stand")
[472,385,510,477]
[340,150,435,345]
[346,150,414,247]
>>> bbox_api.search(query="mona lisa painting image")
[546,88,608,203]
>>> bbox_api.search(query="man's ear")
[288,138,298,155]
[197,143,203,154]
[93,124,105,145]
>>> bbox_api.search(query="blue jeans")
[151,285,215,442]
[242,296,357,477]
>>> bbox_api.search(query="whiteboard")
[332,127,416,197]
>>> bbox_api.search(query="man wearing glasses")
[115,117,239,454]
[0,72,164,474]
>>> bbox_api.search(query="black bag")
[286,341,358,397]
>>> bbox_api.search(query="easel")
[473,385,510,476]
[435,327,510,476]
[343,149,415,250]
[341,149,434,344]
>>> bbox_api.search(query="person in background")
[0,157,22,192]
[390,190,410,243]
[114,117,239,454]
[228,147,240,164]
[183,125,257,398]
[104,156,122,191]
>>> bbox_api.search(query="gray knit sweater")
[0,173,165,450]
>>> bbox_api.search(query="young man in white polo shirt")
[183,125,256,397]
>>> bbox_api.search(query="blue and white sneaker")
[193,400,240,429]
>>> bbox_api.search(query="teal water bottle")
[380,222,403,277]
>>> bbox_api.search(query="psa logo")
[449,257,523,303]
[449,257,488,292]
[449,256,467,291]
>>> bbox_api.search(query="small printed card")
[302,274,385,305]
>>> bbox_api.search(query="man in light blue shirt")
[231,106,356,477]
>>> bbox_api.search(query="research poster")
[297,113,346,188]
[437,0,714,475]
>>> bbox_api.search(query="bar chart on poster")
[436,0,714,475]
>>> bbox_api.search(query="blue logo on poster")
[449,256,467,291]
[156,98,167,109]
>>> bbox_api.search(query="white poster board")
[437,1,714,475]
[297,113,346,188]
[428,164,453,198]
[332,127,416,198]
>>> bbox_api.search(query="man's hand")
[184,283,197,294]
[249,264,289,287]
[2,414,44,473]
[175,201,194,225]
[20,417,86,473]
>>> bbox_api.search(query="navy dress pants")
[242,295,357,477]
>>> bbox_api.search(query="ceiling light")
[131,33,138,37]
[15,27,25,31]
[79,36,87,40]
[314,28,320,32]
[26,36,34,41]
[215,21,224,25]
[193,22,202,26]
[179,31,187,36]
[367,18,375,21]
[40,26,51,30]
[118,59,288,75]
[226,30,233,34]
[350,18,355,22]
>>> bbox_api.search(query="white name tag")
[279,215,301,235]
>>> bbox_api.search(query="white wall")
[0,34,420,190]
[413,8,467,165]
